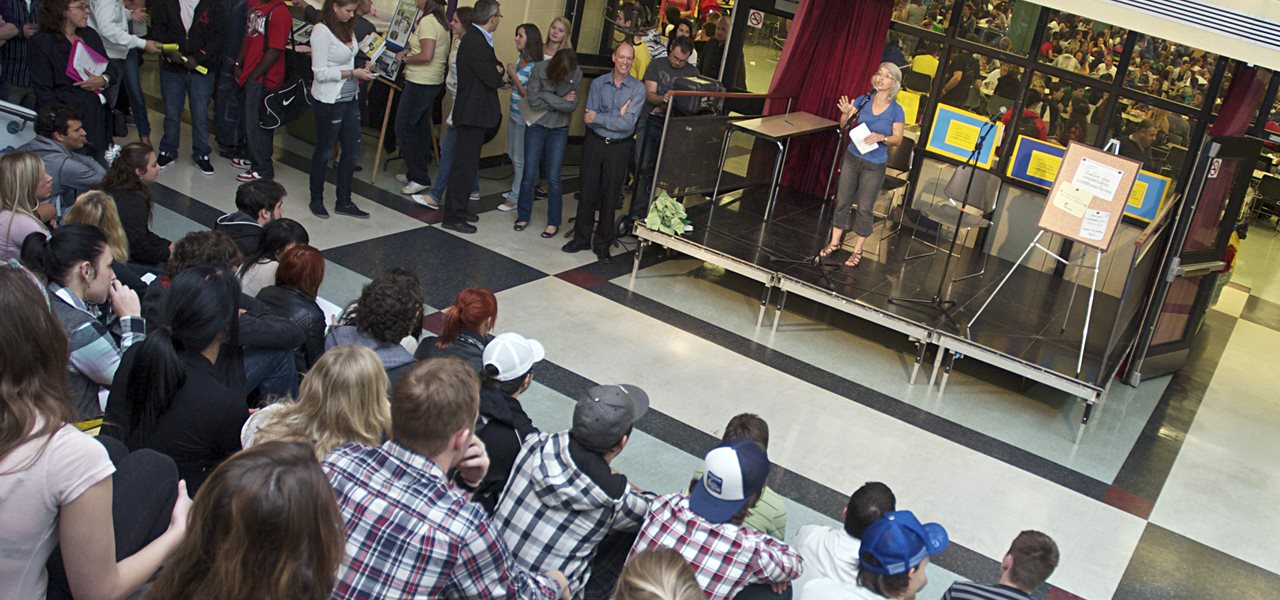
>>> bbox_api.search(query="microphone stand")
[889,111,998,333]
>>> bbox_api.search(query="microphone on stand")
[843,89,876,129]
[989,106,1008,124]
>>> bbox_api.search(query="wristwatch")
[101,73,111,86]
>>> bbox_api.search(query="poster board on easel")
[1037,142,1142,252]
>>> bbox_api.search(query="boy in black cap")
[491,384,654,599]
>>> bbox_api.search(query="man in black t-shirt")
[941,51,978,108]
[629,35,698,227]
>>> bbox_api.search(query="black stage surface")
[657,188,1134,391]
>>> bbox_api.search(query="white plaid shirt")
[491,432,651,599]
[628,494,804,600]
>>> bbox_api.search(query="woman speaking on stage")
[820,62,906,268]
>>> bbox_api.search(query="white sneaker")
[401,181,429,195]
[395,173,409,184]
[469,191,481,201]
[411,193,440,209]
[497,201,517,212]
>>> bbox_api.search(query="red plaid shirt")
[323,441,561,599]
[628,494,804,600]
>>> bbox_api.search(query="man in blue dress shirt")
[563,43,646,263]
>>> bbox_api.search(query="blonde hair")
[63,190,130,263]
[0,152,48,244]
[546,16,574,52]
[613,548,707,600]
[253,345,391,458]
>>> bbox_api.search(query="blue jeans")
[242,80,274,178]
[631,114,664,221]
[243,347,297,398]
[429,124,479,200]
[394,81,441,186]
[506,117,526,198]
[311,99,361,207]
[108,51,151,138]
[517,124,568,226]
[214,59,245,155]
[159,68,214,158]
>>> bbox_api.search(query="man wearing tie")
[444,0,503,234]
[563,43,646,263]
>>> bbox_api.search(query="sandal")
[843,250,863,268]
[818,242,840,258]
[514,221,528,231]
[540,225,559,238]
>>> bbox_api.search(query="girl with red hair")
[415,287,497,375]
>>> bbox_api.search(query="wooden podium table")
[710,111,842,220]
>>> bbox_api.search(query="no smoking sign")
[747,9,764,28]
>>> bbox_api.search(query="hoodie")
[490,432,651,598]
[17,135,107,216]
[214,211,263,257]
[471,386,538,514]
[325,325,417,385]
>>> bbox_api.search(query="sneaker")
[401,180,429,195]
[310,202,330,218]
[194,156,215,176]
[157,153,176,170]
[236,170,263,182]
[335,203,370,219]
[469,191,481,201]
[410,193,440,209]
[395,173,409,184]
[231,158,253,170]
[536,186,548,199]
[497,200,516,212]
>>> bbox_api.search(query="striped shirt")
[49,281,145,418]
[0,0,36,87]
[943,582,1034,600]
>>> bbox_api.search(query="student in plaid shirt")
[629,440,804,600]
[492,384,654,599]
[22,225,146,419]
[323,358,571,599]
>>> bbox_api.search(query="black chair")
[1162,144,1187,177]
[902,70,933,94]
[1255,174,1280,231]
[906,166,1002,283]
[986,95,1015,118]
[875,136,916,249]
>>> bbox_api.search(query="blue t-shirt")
[846,97,905,164]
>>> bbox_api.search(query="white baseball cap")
[482,332,545,381]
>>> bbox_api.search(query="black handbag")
[258,7,312,129]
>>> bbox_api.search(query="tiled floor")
[135,95,1280,599]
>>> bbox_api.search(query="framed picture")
[384,0,419,51]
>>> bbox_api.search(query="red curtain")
[762,0,894,198]
[1208,63,1268,137]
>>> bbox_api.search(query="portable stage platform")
[629,189,1144,440]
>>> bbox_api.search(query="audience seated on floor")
[238,217,310,297]
[471,331,544,514]
[18,104,106,217]
[326,267,424,385]
[22,224,146,419]
[63,190,151,291]
[144,441,344,600]
[0,152,55,262]
[614,548,708,600]
[493,383,654,598]
[241,344,391,457]
[99,143,171,268]
[853,511,949,600]
[322,358,570,599]
[941,531,1058,600]
[103,265,249,492]
[258,244,327,373]
[417,286,498,375]
[630,440,803,600]
[215,179,287,256]
[691,414,788,540]
[794,482,896,599]
[0,264,189,600]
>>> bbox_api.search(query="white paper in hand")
[849,123,878,155]
[66,40,108,82]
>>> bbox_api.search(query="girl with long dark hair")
[309,0,378,219]
[103,264,248,492]
[0,264,190,600]
[394,0,449,198]
[497,23,542,212]
[514,48,581,237]
[143,442,344,600]
[22,224,146,418]
[98,143,171,266]
[238,217,311,296]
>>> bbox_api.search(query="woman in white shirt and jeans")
[309,0,377,219]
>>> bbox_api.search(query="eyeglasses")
[68,2,90,9]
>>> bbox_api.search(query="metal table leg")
[771,288,788,334]
[628,239,648,291]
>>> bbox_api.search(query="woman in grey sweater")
[514,48,582,237]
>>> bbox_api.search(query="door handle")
[1171,259,1226,279]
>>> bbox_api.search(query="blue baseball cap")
[689,440,771,523]
[859,510,949,575]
